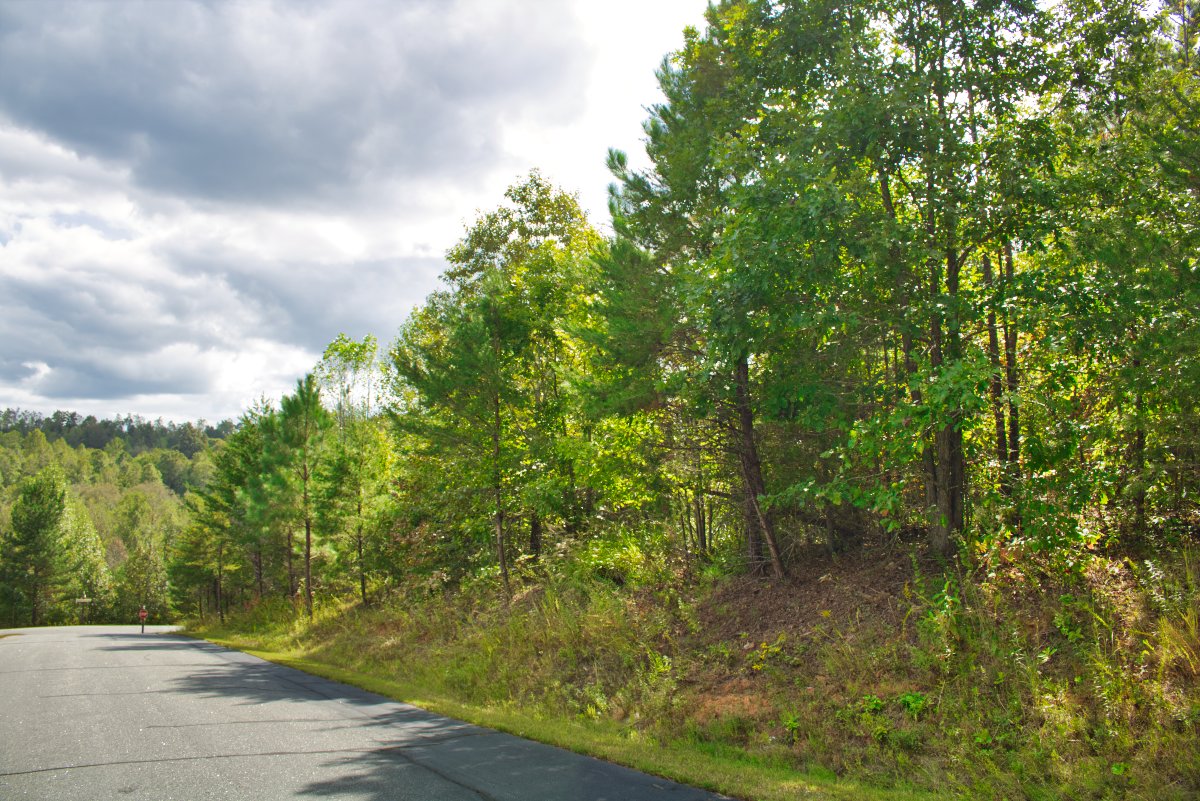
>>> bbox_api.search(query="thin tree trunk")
[286,528,296,599]
[1002,243,1021,470]
[742,491,763,567]
[563,461,581,535]
[680,500,692,561]
[254,546,264,599]
[357,529,367,606]
[734,354,785,579]
[356,483,367,606]
[304,513,313,620]
[492,393,510,596]
[1002,242,1022,529]
[217,542,225,624]
[947,249,966,535]
[928,288,952,558]
[528,512,542,560]
[303,457,313,620]
[983,253,1010,490]
[884,164,946,550]
[926,230,966,556]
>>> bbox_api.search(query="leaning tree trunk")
[733,354,785,579]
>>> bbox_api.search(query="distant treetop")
[0,408,235,456]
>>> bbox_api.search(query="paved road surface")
[0,626,726,800]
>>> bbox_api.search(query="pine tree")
[2,467,67,626]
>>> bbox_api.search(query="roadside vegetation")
[190,532,1200,801]
[4,2,1200,799]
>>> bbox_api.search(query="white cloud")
[0,0,710,422]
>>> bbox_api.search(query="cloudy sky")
[0,0,709,424]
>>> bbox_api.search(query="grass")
[190,579,942,801]
[187,543,1200,801]
[193,640,935,801]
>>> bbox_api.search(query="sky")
[0,0,710,424]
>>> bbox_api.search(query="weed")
[888,729,921,752]
[749,633,787,672]
[779,711,801,744]
[860,694,885,714]
[1158,605,1200,678]
[1053,595,1084,643]
[897,691,929,720]
[706,640,736,666]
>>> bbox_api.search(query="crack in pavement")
[0,747,402,777]
[0,663,217,674]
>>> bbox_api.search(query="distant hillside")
[0,408,235,456]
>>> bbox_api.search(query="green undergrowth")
[187,544,1200,801]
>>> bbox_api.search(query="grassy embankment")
[188,541,1200,801]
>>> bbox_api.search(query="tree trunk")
[216,542,225,624]
[1002,242,1022,529]
[254,546,264,600]
[492,393,510,596]
[357,528,367,606]
[742,491,764,567]
[927,292,952,558]
[528,512,542,560]
[303,462,313,620]
[356,485,367,606]
[983,253,1010,490]
[1003,243,1021,471]
[304,514,313,619]
[734,354,785,579]
[286,528,296,599]
[926,248,964,558]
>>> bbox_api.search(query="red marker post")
[138,605,148,634]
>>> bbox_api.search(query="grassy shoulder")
[189,636,928,801]
[187,541,1200,801]
[193,614,932,801]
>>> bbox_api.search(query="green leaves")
[153,0,1200,608]
[387,173,606,584]
[1,466,68,625]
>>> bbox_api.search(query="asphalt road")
[0,626,727,801]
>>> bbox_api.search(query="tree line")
[0,408,233,456]
[4,0,1198,625]
[175,0,1198,617]
[0,429,203,626]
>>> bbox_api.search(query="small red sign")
[138,608,148,621]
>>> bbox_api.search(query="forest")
[1,1,1198,798]
[0,414,217,625]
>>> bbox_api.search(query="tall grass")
[188,543,1200,801]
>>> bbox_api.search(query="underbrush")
[665,543,1200,800]
[195,566,682,713]
[188,541,1200,801]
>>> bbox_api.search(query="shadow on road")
[294,747,483,801]
[154,641,478,741]
[67,633,725,801]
